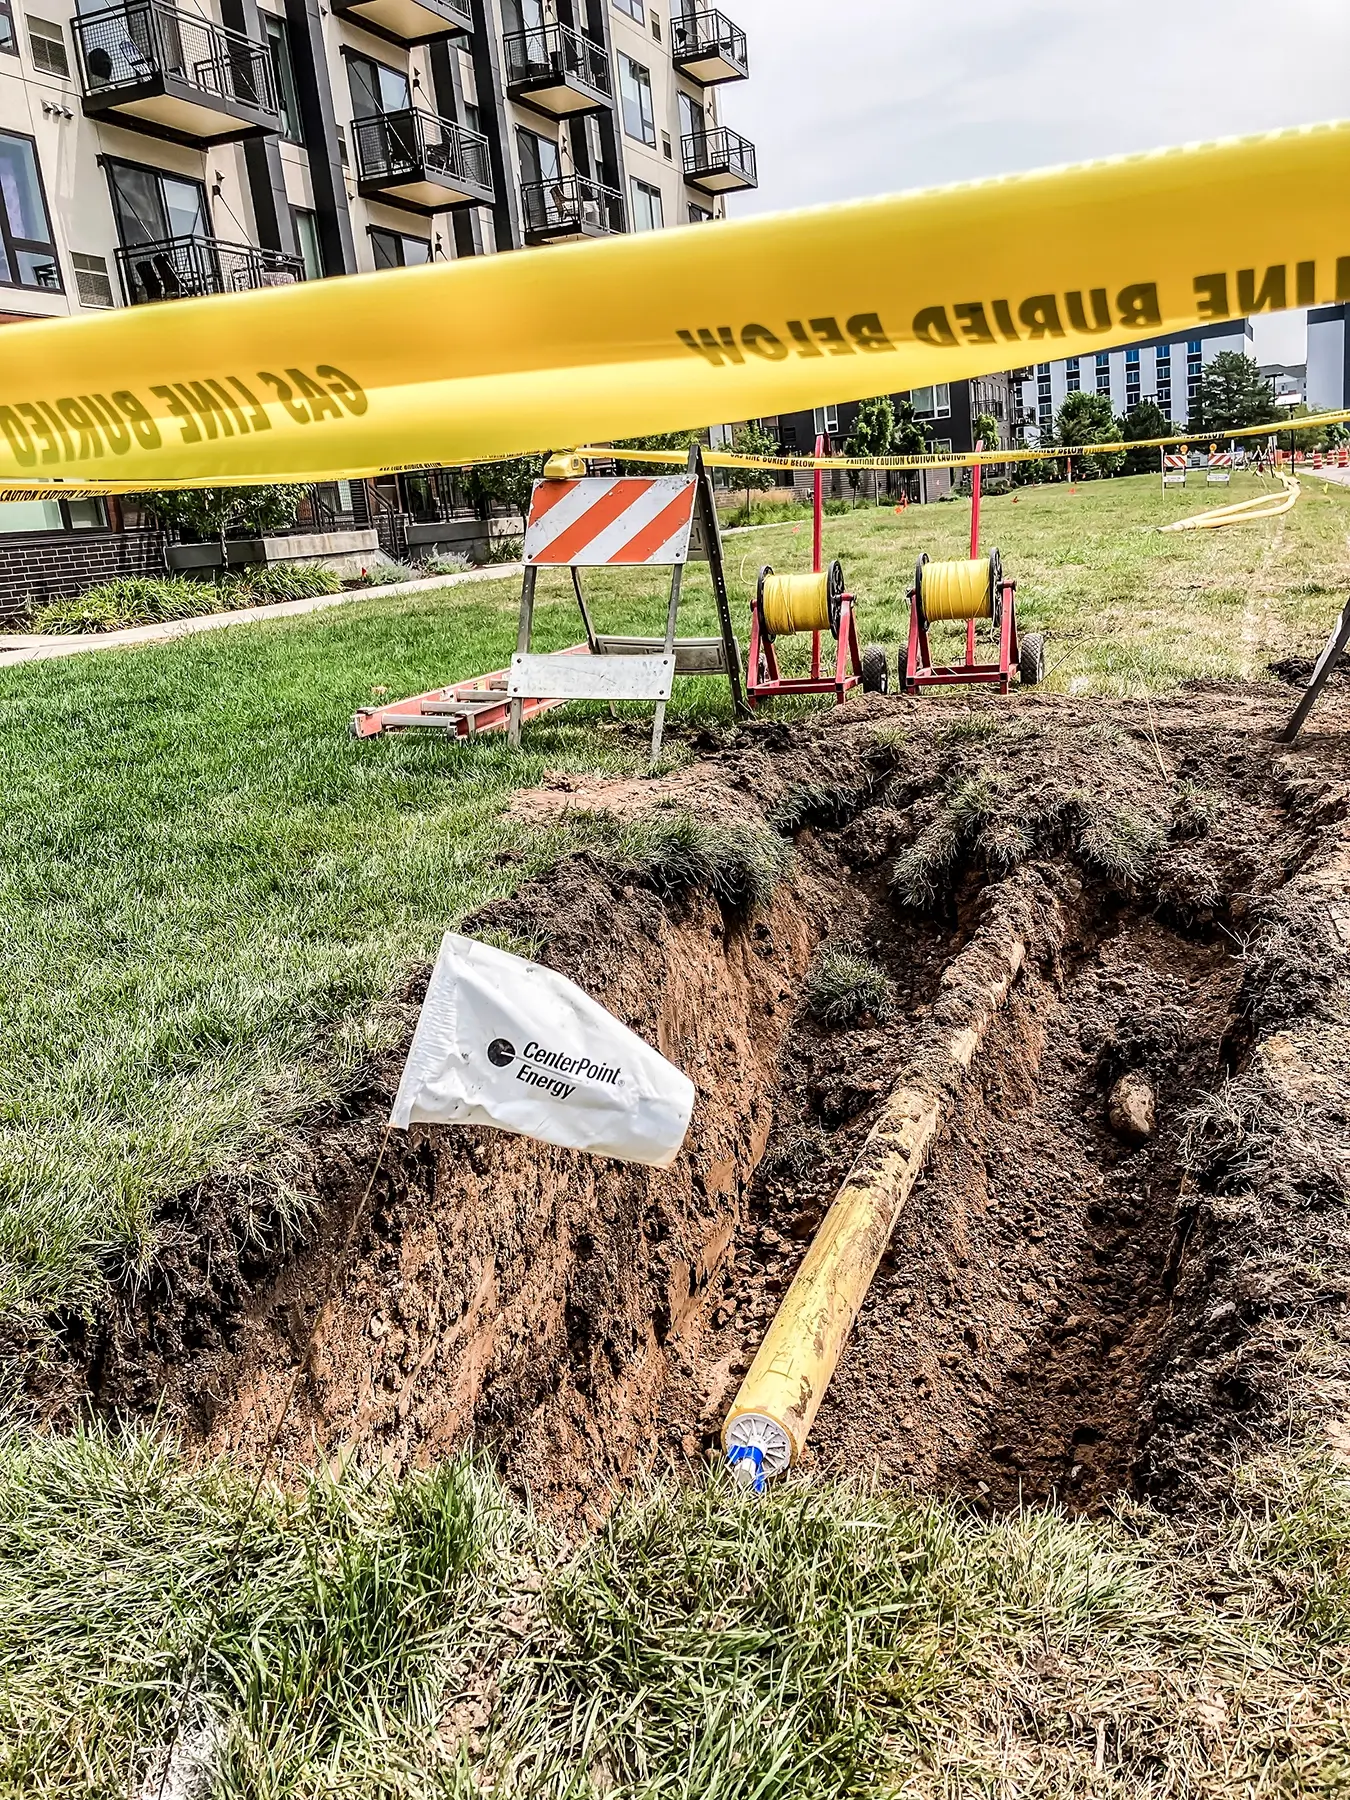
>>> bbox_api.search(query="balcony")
[351,109,493,212]
[503,22,610,116]
[74,0,281,144]
[116,234,303,304]
[670,8,747,84]
[521,174,622,244]
[330,0,470,47]
[682,124,756,193]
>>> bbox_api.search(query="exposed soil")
[33,681,1350,1523]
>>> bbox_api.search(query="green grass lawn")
[3,471,1349,1325]
[6,472,1350,1796]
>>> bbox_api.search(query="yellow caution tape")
[0,121,1345,488]
[581,407,1350,474]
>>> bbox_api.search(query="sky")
[718,0,1350,367]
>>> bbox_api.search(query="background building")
[0,0,756,602]
[1015,319,1254,441]
[1308,305,1349,414]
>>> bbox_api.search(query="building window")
[0,0,16,55]
[619,56,655,146]
[1094,350,1111,395]
[910,384,951,420]
[106,160,208,250]
[292,207,322,279]
[71,250,113,307]
[26,15,66,75]
[0,133,60,289]
[369,226,429,267]
[661,130,671,160]
[517,126,560,189]
[0,494,106,532]
[265,13,303,143]
[812,404,838,436]
[346,50,410,118]
[614,0,643,15]
[650,9,660,38]
[1065,357,1080,393]
[630,176,663,231]
[931,438,953,455]
[688,202,712,224]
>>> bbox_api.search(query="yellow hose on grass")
[1159,473,1300,532]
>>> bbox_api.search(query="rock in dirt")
[1108,1071,1156,1143]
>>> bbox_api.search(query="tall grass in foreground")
[3,1424,1349,1798]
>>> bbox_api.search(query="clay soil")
[51,680,1350,1524]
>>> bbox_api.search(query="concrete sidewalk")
[0,562,522,668]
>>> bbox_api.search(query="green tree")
[844,396,895,502]
[142,485,304,551]
[1192,351,1282,435]
[972,411,1001,451]
[730,419,778,514]
[612,428,704,476]
[1118,399,1170,476]
[462,455,546,529]
[891,397,927,501]
[1053,391,1124,478]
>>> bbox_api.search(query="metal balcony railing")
[503,22,611,98]
[521,175,623,239]
[670,8,748,75]
[116,234,302,304]
[682,125,756,184]
[351,108,493,197]
[75,0,279,115]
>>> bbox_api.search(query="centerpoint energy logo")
[499,1038,625,1102]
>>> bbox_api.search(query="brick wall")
[0,530,168,624]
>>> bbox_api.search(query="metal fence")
[351,109,493,197]
[670,8,748,71]
[116,234,303,304]
[520,175,623,238]
[682,125,756,183]
[74,0,278,113]
[503,22,611,97]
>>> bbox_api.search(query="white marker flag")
[390,933,695,1169]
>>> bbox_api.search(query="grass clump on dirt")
[800,940,892,1025]
[617,810,793,913]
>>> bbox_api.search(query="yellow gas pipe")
[723,910,1045,1489]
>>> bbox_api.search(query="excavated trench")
[56,684,1350,1522]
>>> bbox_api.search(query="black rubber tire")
[1019,631,1046,686]
[861,644,889,694]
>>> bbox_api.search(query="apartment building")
[1015,319,1254,441]
[1308,305,1349,414]
[0,0,756,601]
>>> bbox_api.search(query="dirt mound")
[44,682,1350,1520]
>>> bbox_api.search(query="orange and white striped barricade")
[1162,450,1188,488]
[1206,449,1233,485]
[509,445,744,759]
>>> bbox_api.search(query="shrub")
[347,561,421,588]
[484,537,523,565]
[31,576,218,634]
[800,941,893,1026]
[219,564,344,607]
[419,552,472,576]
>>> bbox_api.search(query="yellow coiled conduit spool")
[914,550,1002,623]
[758,559,845,638]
